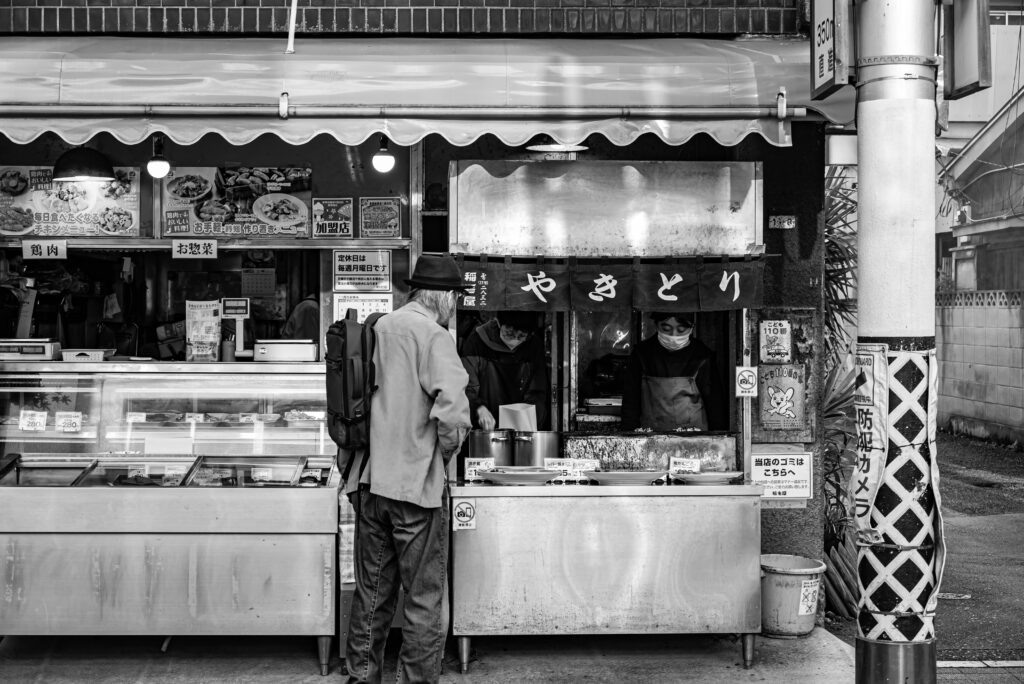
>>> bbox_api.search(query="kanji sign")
[22,240,67,260]
[758,364,806,430]
[811,0,850,100]
[751,451,812,498]
[458,260,506,310]
[699,260,765,310]
[570,266,633,311]
[505,264,570,311]
[312,198,354,238]
[172,239,218,259]
[333,250,391,292]
[633,262,700,311]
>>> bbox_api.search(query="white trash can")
[760,553,827,637]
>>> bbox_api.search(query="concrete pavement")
[0,629,854,683]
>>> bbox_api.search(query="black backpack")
[325,308,384,454]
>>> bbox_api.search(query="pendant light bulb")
[372,136,396,174]
[147,134,171,179]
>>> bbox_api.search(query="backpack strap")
[348,312,385,487]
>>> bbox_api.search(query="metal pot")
[468,429,514,467]
[513,431,561,467]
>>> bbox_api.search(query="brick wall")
[0,0,805,35]
[936,290,1024,443]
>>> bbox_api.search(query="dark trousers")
[344,489,449,684]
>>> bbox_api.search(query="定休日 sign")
[333,250,392,292]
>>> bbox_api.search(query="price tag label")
[18,409,47,431]
[55,411,83,433]
[172,239,218,259]
[185,413,205,423]
[544,458,599,483]
[23,240,67,260]
[162,464,189,486]
[127,463,149,478]
[464,458,494,482]
[126,412,146,423]
[251,467,273,482]
[669,457,702,475]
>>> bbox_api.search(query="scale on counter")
[0,338,61,361]
[253,340,318,362]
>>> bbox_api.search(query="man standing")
[344,253,471,684]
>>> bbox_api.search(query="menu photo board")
[161,166,312,239]
[0,166,141,237]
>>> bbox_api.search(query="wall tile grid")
[0,0,803,34]
[936,293,1024,430]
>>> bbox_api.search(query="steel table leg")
[458,636,471,674]
[317,636,332,676]
[742,633,755,668]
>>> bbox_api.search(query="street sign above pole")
[811,0,851,100]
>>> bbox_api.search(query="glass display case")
[0,373,101,456]
[0,364,339,675]
[0,363,332,459]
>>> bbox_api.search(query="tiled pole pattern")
[857,350,941,642]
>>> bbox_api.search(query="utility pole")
[852,1,944,683]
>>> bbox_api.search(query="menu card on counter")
[161,166,312,238]
[0,166,141,237]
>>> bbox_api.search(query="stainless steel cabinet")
[450,485,763,672]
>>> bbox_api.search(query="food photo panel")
[161,166,312,238]
[0,166,141,237]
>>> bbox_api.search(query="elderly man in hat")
[343,253,472,684]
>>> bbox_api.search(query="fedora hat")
[404,254,468,291]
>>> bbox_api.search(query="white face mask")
[500,332,526,350]
[658,329,692,351]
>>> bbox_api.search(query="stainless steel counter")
[452,484,762,497]
[0,361,325,374]
[450,484,763,673]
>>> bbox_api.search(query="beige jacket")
[342,301,470,508]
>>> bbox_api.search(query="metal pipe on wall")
[0,105,809,120]
[853,1,942,682]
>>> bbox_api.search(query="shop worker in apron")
[460,310,549,430]
[620,312,727,431]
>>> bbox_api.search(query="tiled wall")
[936,290,1024,442]
[0,0,804,35]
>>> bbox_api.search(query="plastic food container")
[61,349,115,362]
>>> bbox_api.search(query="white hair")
[409,288,458,325]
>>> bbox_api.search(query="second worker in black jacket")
[460,311,549,430]
[620,312,728,432]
